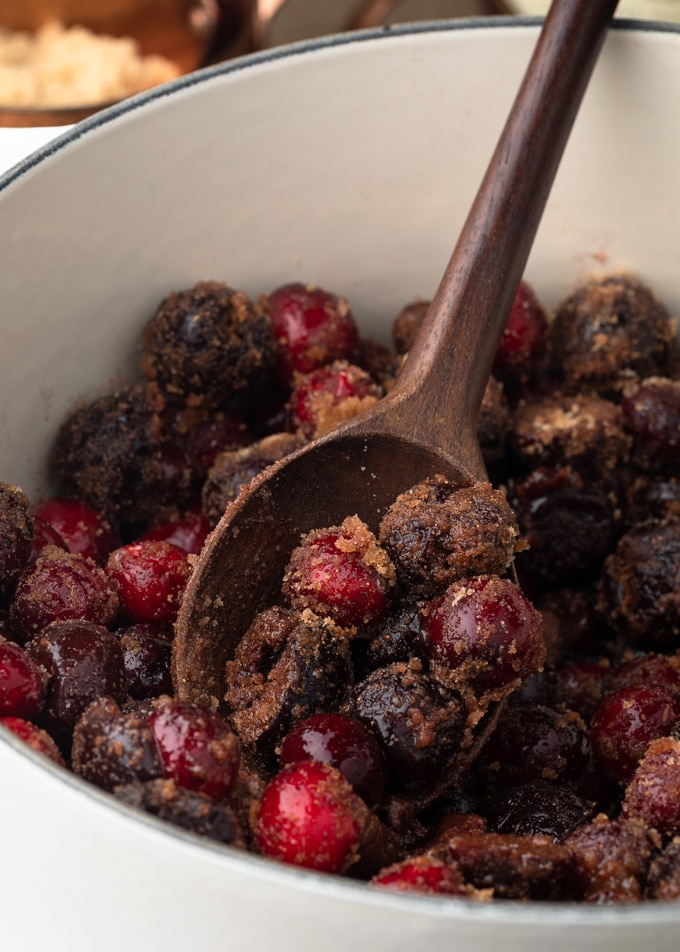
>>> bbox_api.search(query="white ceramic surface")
[1,17,680,952]
[502,0,680,21]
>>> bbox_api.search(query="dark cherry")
[116,624,173,700]
[425,575,545,692]
[565,815,656,902]
[28,516,68,563]
[487,780,594,841]
[71,696,164,792]
[26,619,127,747]
[621,376,680,474]
[492,280,548,386]
[282,517,394,630]
[287,360,381,440]
[623,737,680,840]
[0,640,45,719]
[253,760,362,874]
[605,651,680,699]
[591,684,680,783]
[138,505,210,556]
[371,855,470,895]
[10,546,119,642]
[0,482,34,596]
[106,540,191,626]
[476,703,591,790]
[279,712,388,807]
[34,497,118,564]
[553,661,608,722]
[0,716,66,766]
[263,281,359,383]
[148,696,241,801]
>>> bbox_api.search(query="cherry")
[253,760,362,873]
[0,716,65,766]
[139,505,210,556]
[605,652,680,699]
[279,712,388,807]
[553,661,608,722]
[34,497,118,564]
[116,624,173,700]
[287,360,381,440]
[371,855,469,895]
[282,516,395,630]
[28,516,67,563]
[621,376,680,474]
[106,540,191,626]
[488,780,594,841]
[148,696,241,800]
[623,736,680,840]
[264,281,359,383]
[492,281,548,386]
[425,575,545,692]
[590,684,680,783]
[10,546,119,642]
[0,640,45,719]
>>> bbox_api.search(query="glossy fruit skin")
[621,376,680,473]
[148,697,241,801]
[425,575,545,691]
[590,684,680,783]
[371,856,468,895]
[0,716,66,766]
[279,712,388,806]
[253,760,361,874]
[265,282,359,383]
[492,281,547,385]
[34,497,118,564]
[138,506,210,556]
[117,624,173,700]
[623,737,680,841]
[106,540,191,625]
[0,640,45,719]
[287,361,380,440]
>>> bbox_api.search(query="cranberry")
[280,712,388,807]
[34,497,118,564]
[605,651,680,699]
[26,620,126,746]
[28,516,67,563]
[10,546,119,642]
[287,360,381,440]
[162,404,252,482]
[0,716,65,766]
[623,737,680,840]
[476,703,591,789]
[253,760,362,873]
[0,482,34,595]
[282,516,395,630]
[0,640,45,719]
[148,696,240,800]
[106,540,191,626]
[116,624,173,700]
[264,281,359,383]
[139,506,210,556]
[425,575,545,692]
[565,815,656,902]
[492,280,548,386]
[371,855,469,895]
[621,377,680,474]
[591,684,680,783]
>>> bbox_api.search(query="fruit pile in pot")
[2,271,680,902]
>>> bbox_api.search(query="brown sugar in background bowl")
[2,15,680,952]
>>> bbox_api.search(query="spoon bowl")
[174,0,620,708]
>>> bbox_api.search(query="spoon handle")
[376,0,619,468]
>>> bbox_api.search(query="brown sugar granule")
[378,477,521,599]
[646,839,680,900]
[548,273,676,397]
[141,281,276,408]
[0,481,34,595]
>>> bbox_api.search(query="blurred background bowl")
[1,15,680,952]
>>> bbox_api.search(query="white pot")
[1,17,679,951]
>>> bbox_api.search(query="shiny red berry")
[492,281,548,385]
[0,640,45,719]
[139,506,210,556]
[371,856,468,895]
[106,540,191,625]
[34,497,118,564]
[0,716,65,766]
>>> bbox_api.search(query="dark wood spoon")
[173,0,620,711]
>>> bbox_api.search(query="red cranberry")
[0,716,65,766]
[282,517,395,630]
[148,697,240,800]
[492,280,548,386]
[279,712,387,807]
[264,282,359,383]
[106,540,191,626]
[371,855,469,895]
[26,620,126,746]
[605,652,680,699]
[623,737,680,841]
[139,505,210,556]
[425,575,545,692]
[116,624,173,700]
[10,546,119,642]
[590,684,680,783]
[0,640,45,719]
[253,760,362,873]
[287,361,381,440]
[34,497,118,564]
[621,377,680,474]
[0,482,34,595]
[28,517,67,563]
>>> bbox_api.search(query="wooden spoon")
[173,0,620,711]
